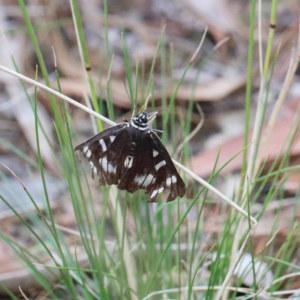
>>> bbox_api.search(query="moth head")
[136,112,148,125]
[133,111,158,127]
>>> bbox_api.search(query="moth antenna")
[156,107,170,115]
[138,93,152,114]
[147,107,169,124]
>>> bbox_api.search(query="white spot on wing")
[150,189,158,199]
[86,149,92,158]
[107,163,117,174]
[89,161,94,168]
[158,187,164,194]
[99,139,107,152]
[101,157,108,170]
[153,150,158,157]
[124,156,133,168]
[166,177,172,186]
[93,166,97,174]
[134,174,146,185]
[83,145,89,154]
[129,158,133,168]
[143,174,154,187]
[155,160,166,171]
[109,135,116,143]
[172,175,177,183]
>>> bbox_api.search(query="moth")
[74,109,186,202]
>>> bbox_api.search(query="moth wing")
[74,123,132,185]
[118,130,186,202]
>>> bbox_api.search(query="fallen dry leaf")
[191,108,300,178]
[173,76,247,101]
[180,0,247,37]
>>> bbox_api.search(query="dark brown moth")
[74,110,186,202]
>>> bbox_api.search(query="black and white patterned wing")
[117,130,186,202]
[74,123,132,185]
